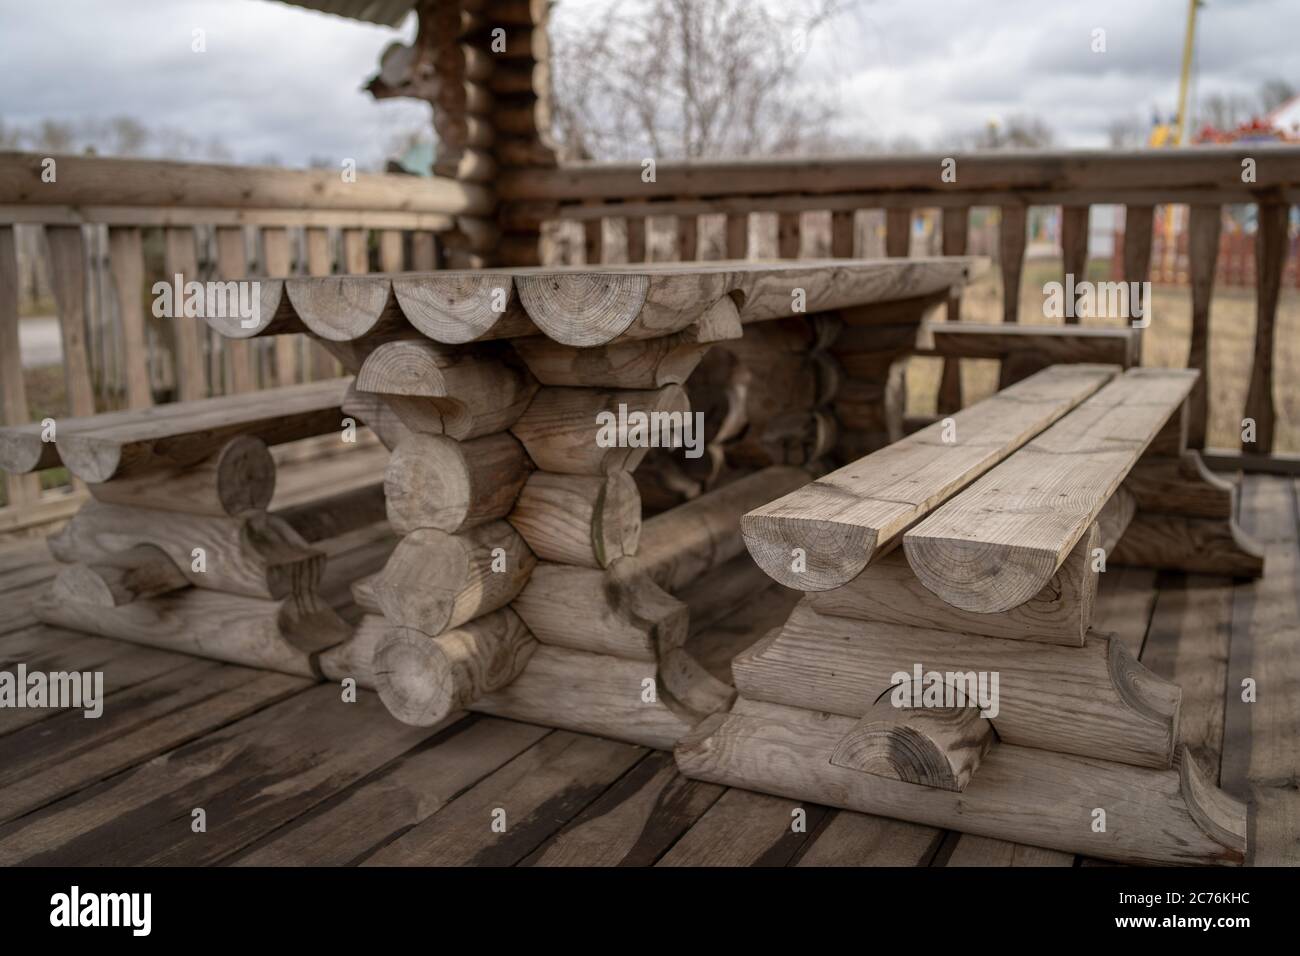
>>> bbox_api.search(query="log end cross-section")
[829,699,995,793]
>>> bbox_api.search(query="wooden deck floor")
[0,474,1295,867]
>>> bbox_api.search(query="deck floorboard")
[0,474,1292,866]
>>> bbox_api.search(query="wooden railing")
[0,152,490,531]
[501,147,1300,469]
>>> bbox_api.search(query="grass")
[906,258,1300,454]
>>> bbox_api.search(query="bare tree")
[1258,78,1296,115]
[945,114,1056,151]
[552,0,846,161]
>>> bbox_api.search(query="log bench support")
[718,364,1256,865]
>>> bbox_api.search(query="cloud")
[0,0,1294,164]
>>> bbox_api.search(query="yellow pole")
[1173,0,1201,145]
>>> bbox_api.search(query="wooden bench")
[0,378,395,678]
[924,321,1142,390]
[682,363,1262,867]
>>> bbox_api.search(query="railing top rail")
[499,145,1300,203]
[0,151,493,218]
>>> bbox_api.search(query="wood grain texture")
[47,499,321,599]
[163,226,208,400]
[472,643,698,749]
[43,226,96,417]
[356,339,537,440]
[373,521,535,636]
[232,716,543,866]
[511,561,686,661]
[44,377,348,483]
[385,431,529,535]
[508,470,640,568]
[362,730,647,866]
[0,227,41,504]
[510,384,689,475]
[33,585,347,676]
[829,699,994,792]
[88,433,276,517]
[1186,205,1220,449]
[525,750,723,866]
[1222,477,1300,864]
[375,608,538,726]
[0,686,435,866]
[50,544,187,607]
[807,524,1100,646]
[512,294,741,389]
[904,368,1197,613]
[1242,202,1287,452]
[106,227,152,409]
[674,697,1244,866]
[391,273,537,343]
[734,601,1180,769]
[744,364,1114,591]
[657,786,829,867]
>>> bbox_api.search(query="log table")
[204,259,980,747]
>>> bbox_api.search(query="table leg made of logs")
[207,259,976,747]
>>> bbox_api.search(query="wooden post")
[777,212,800,259]
[214,227,256,393]
[303,227,339,381]
[411,231,438,271]
[625,216,646,263]
[999,205,1027,324]
[1242,202,1288,453]
[163,227,207,400]
[342,228,369,275]
[0,226,41,505]
[1186,205,1221,450]
[677,214,698,262]
[831,210,855,258]
[378,229,404,273]
[725,214,748,260]
[938,207,969,413]
[44,226,97,417]
[1060,205,1089,324]
[105,228,152,410]
[260,227,298,387]
[584,219,603,265]
[885,208,911,258]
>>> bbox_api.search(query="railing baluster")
[106,227,152,409]
[885,207,911,257]
[45,225,98,416]
[379,229,404,273]
[678,214,698,261]
[1243,202,1289,453]
[831,210,855,258]
[214,226,256,393]
[1060,204,1089,323]
[1186,205,1221,449]
[938,207,969,414]
[304,227,340,381]
[999,205,1027,324]
[778,211,800,259]
[261,227,297,387]
[583,219,602,265]
[0,225,41,505]
[162,227,207,400]
[625,216,646,263]
[342,228,369,274]
[410,231,438,271]
[725,213,748,260]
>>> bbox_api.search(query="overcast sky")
[1,0,1297,168]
